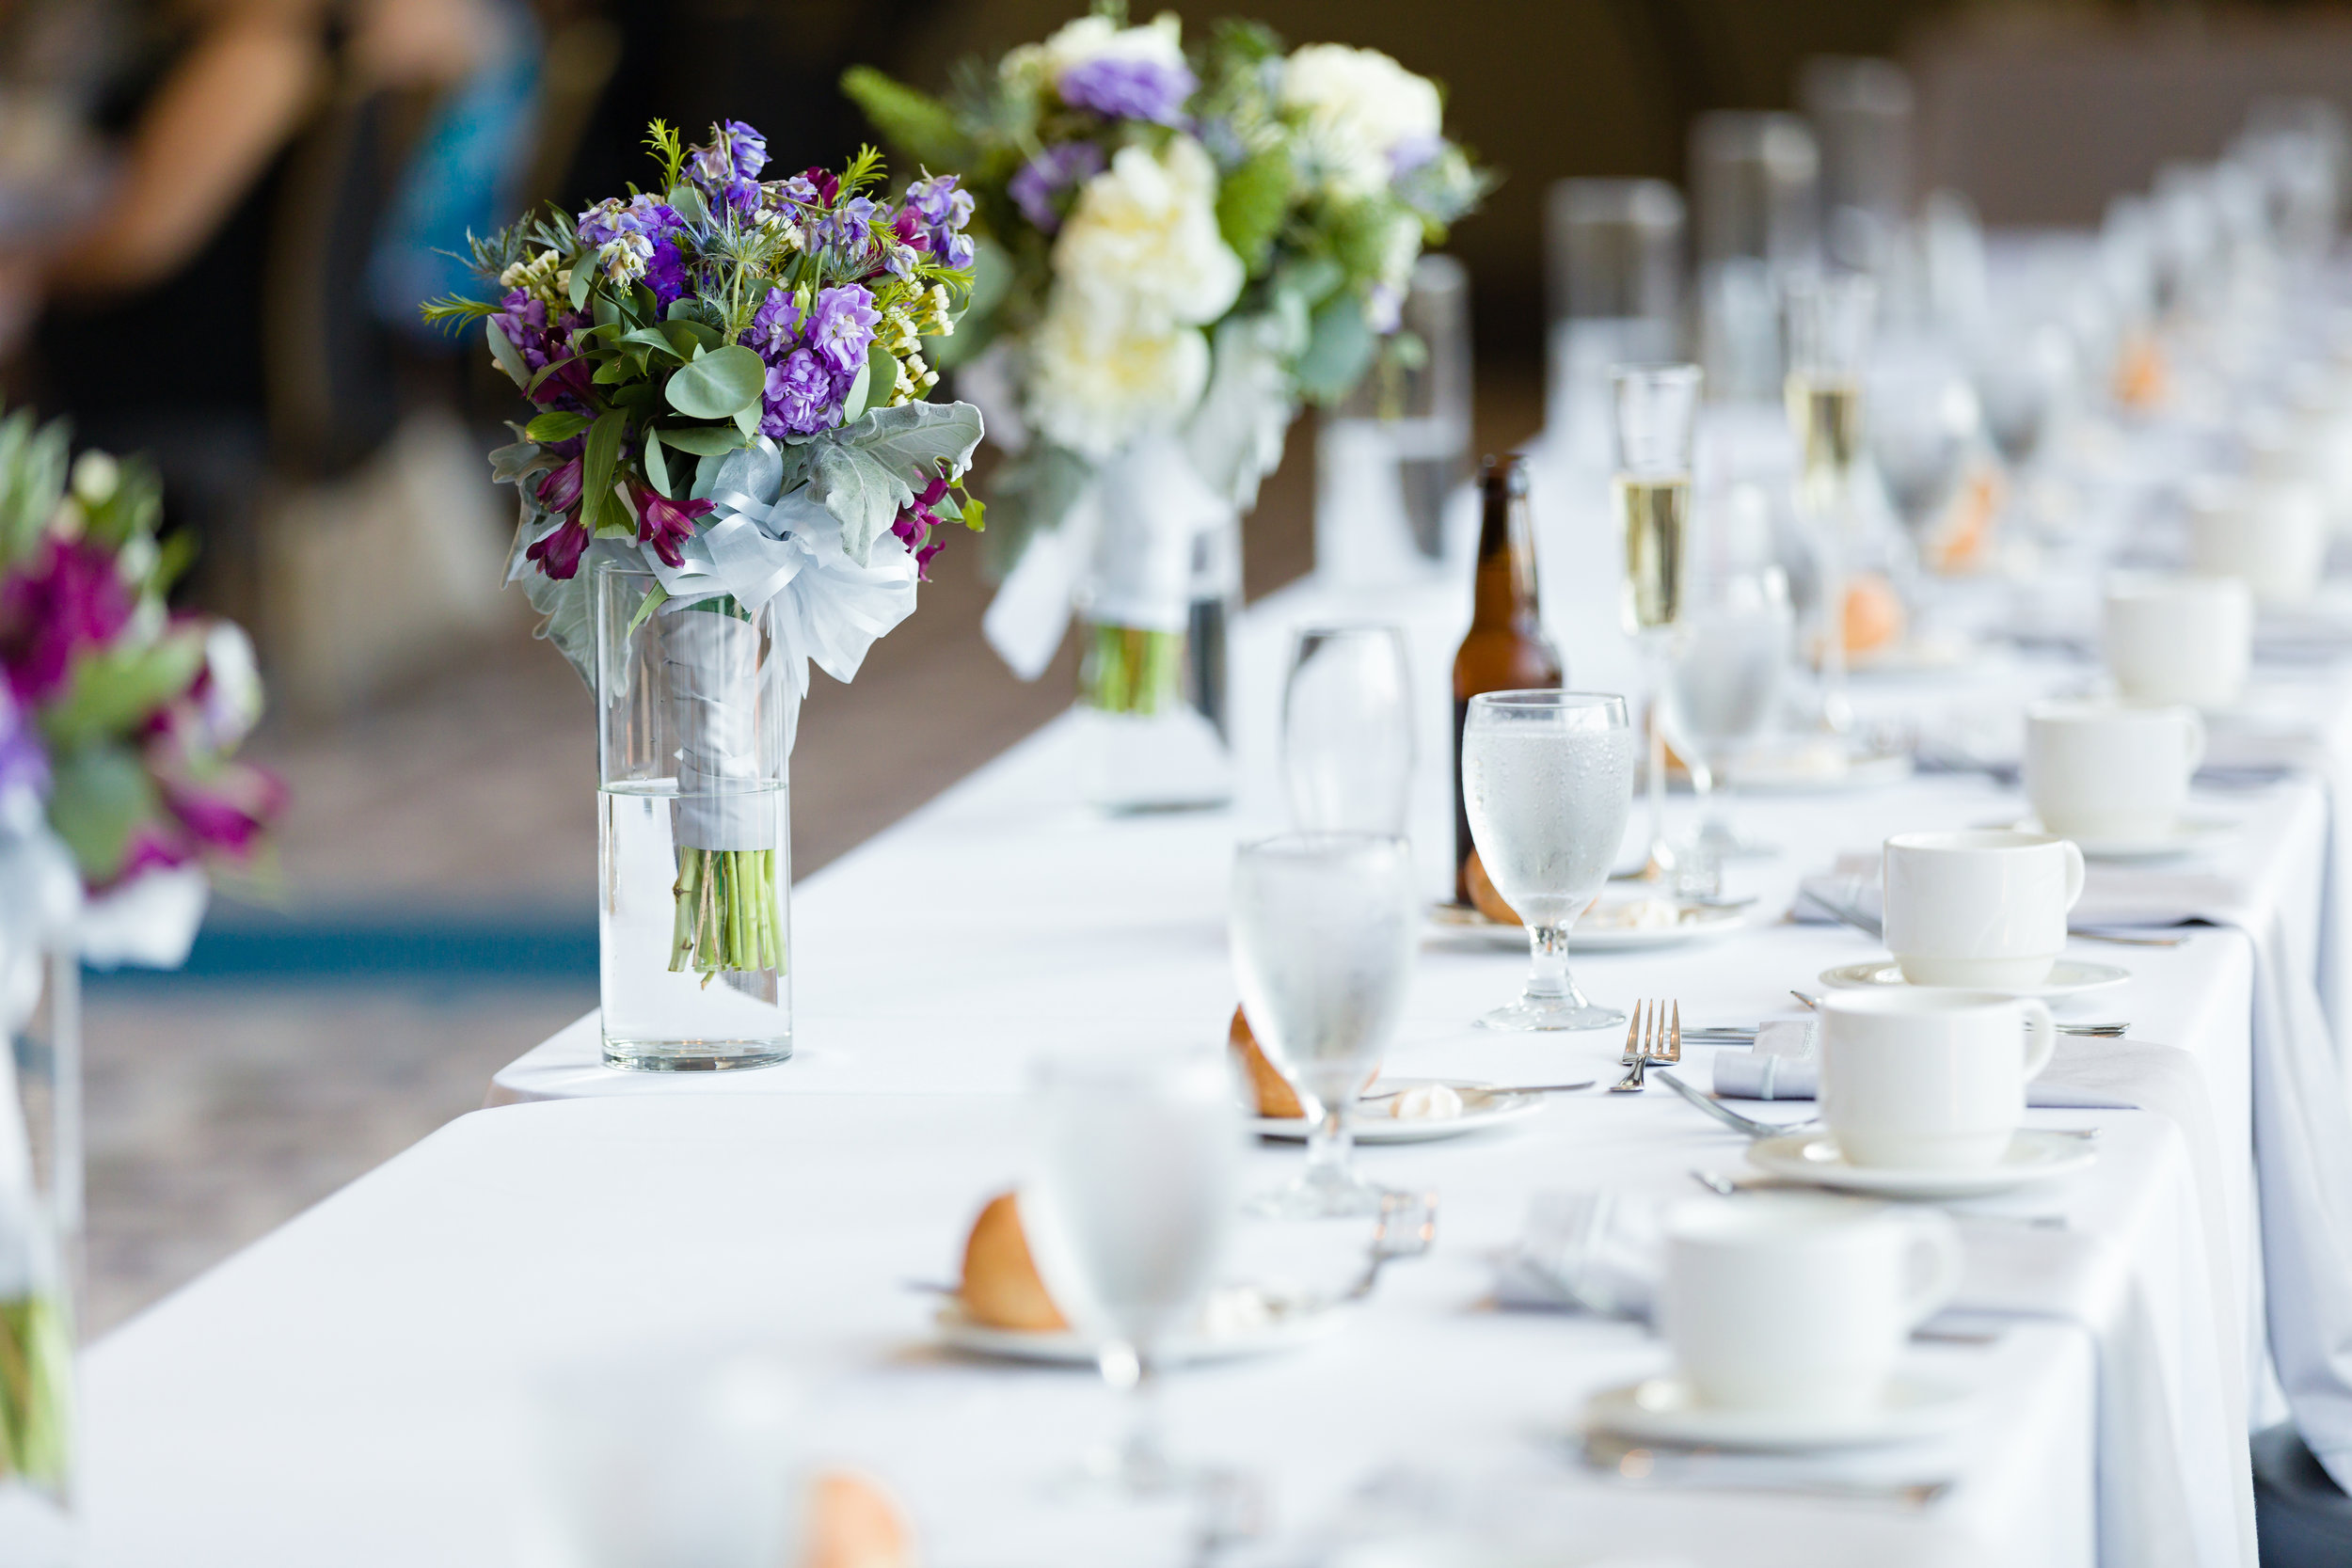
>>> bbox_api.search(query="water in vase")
[598,781,791,1069]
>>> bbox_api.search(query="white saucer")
[1819,957,2130,1001]
[1429,899,1746,954]
[1584,1370,1979,1451]
[1746,1130,2098,1199]
[2011,815,2234,863]
[1733,744,1913,796]
[936,1287,1344,1366]
[1250,1077,1545,1144]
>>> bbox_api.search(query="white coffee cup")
[1661,1196,1963,1416]
[1883,829,2085,989]
[2025,699,2205,842]
[2186,474,2326,606]
[2102,573,2252,708]
[1819,989,2058,1169]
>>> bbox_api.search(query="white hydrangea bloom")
[1025,135,1243,458]
[1003,11,1186,88]
[1280,43,1443,199]
[1050,137,1243,334]
[1025,295,1212,461]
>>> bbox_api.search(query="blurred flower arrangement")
[423,120,986,982]
[846,6,1489,699]
[0,404,284,1497]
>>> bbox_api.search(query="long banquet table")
[78,451,2352,1566]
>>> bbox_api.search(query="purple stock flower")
[805,284,878,376]
[1009,143,1104,233]
[761,349,842,436]
[576,193,681,249]
[747,288,803,359]
[0,537,135,704]
[900,173,976,268]
[812,195,877,256]
[1057,55,1195,124]
[644,239,689,306]
[634,487,712,569]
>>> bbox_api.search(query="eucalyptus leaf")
[866,339,898,406]
[837,357,874,426]
[616,326,685,361]
[567,261,593,312]
[1295,293,1376,404]
[666,183,709,228]
[45,745,157,885]
[666,344,767,420]
[655,424,747,456]
[523,411,593,443]
[580,410,626,534]
[658,318,721,357]
[732,403,763,438]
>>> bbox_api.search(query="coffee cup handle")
[2181,707,2207,776]
[2018,997,2058,1082]
[2058,838,2085,912]
[1901,1212,1965,1328]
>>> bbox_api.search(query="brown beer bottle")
[1453,453,1564,903]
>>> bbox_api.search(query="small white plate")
[1746,1129,2097,1199]
[1818,957,2130,1001]
[1429,899,1746,954]
[1584,1370,1979,1451]
[1250,1077,1546,1144]
[1732,745,1913,796]
[935,1288,1343,1366]
[2010,815,2234,863]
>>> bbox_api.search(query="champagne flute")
[1231,833,1420,1217]
[1282,626,1415,834]
[1784,273,1874,736]
[1462,692,1637,1031]
[1020,1047,1241,1493]
[1611,362,1700,887]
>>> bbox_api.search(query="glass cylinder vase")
[0,946,79,1563]
[1074,515,1239,812]
[596,563,792,1070]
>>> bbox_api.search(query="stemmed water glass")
[1659,499,1792,891]
[1281,626,1415,834]
[1611,363,1699,885]
[1461,692,1637,1030]
[1784,272,1875,736]
[1230,833,1420,1218]
[1019,1047,1241,1494]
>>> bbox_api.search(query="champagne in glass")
[1783,274,1876,736]
[1022,1048,1240,1492]
[1231,833,1420,1217]
[1462,692,1637,1030]
[1618,474,1693,631]
[1611,364,1701,885]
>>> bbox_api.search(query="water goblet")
[1461,692,1637,1030]
[1230,832,1421,1218]
[1020,1046,1242,1494]
[1282,626,1415,835]
[1661,555,1791,890]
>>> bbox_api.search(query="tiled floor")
[81,376,1544,1334]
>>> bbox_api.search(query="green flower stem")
[0,1292,72,1494]
[1083,623,1184,716]
[668,845,785,980]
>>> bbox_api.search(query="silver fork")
[1611,1000,1679,1092]
[1345,1188,1438,1299]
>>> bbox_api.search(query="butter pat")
[1389,1083,1465,1120]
